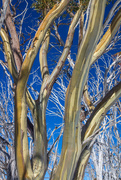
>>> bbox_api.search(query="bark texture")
[0,0,121,179]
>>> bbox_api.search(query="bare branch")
[0,0,9,30]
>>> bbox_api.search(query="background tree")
[84,54,121,180]
[0,0,121,179]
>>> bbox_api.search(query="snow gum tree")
[0,0,121,179]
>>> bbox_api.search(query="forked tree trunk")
[0,0,121,179]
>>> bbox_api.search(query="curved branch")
[33,31,50,178]
[20,0,70,81]
[104,0,121,29]
[0,28,18,82]
[73,145,91,180]
[54,23,64,46]
[3,0,23,71]
[52,1,106,179]
[91,8,121,65]
[47,4,83,90]
[82,81,121,143]
[39,30,50,79]
[0,28,35,142]
[15,1,71,179]
[75,81,121,179]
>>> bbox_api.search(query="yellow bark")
[15,1,70,179]
[0,28,18,82]
[52,1,106,179]
[91,8,121,64]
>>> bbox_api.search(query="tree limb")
[52,1,106,179]
[74,81,121,179]
[0,28,18,82]
[3,0,23,71]
[15,1,71,179]
[91,8,121,65]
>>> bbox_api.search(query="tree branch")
[0,28,18,82]
[46,4,83,91]
[91,8,121,65]
[82,81,121,143]
[0,0,9,30]
[3,0,23,71]
[74,81,121,179]
[39,30,50,79]
[52,1,106,179]
[15,1,71,179]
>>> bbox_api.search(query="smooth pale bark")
[82,82,121,142]
[32,88,48,179]
[0,27,35,111]
[0,28,18,82]
[82,6,121,132]
[82,9,121,118]
[52,1,106,179]
[78,12,84,48]
[39,31,50,79]
[0,27,35,141]
[15,85,33,179]
[73,146,91,180]
[1,0,121,179]
[15,1,70,179]
[1,2,78,178]
[47,4,83,88]
[32,31,50,179]
[16,0,71,99]
[74,81,121,179]
[91,8,121,65]
[32,5,84,177]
